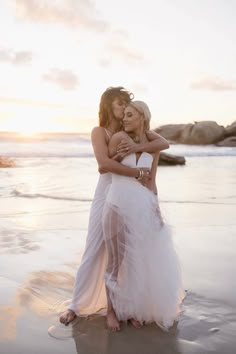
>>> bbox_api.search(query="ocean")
[0,132,236,353]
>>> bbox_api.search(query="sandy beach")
[0,140,236,354]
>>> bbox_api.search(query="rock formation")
[0,157,15,167]
[156,120,236,146]
[159,152,186,165]
[216,136,236,147]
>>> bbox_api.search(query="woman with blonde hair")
[103,100,184,331]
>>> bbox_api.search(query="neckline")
[135,152,142,165]
[134,152,150,166]
[122,152,153,167]
[135,152,151,165]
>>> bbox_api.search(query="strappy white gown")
[68,173,110,315]
[68,127,112,315]
[102,152,184,330]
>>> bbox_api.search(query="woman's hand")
[137,168,151,186]
[116,139,138,155]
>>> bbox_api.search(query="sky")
[0,0,236,133]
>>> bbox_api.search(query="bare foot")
[129,318,142,329]
[107,309,120,332]
[59,309,76,326]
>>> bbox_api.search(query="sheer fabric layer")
[102,153,184,329]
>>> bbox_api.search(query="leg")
[105,234,120,331]
[129,318,142,329]
[59,178,109,325]
[59,309,76,326]
[103,207,125,331]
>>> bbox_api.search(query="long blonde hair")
[128,100,151,130]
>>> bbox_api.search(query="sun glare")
[2,107,65,134]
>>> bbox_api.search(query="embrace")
[59,87,185,331]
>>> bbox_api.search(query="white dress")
[69,173,110,315]
[68,128,113,316]
[102,152,185,330]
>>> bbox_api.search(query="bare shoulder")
[91,127,108,147]
[91,126,105,137]
[91,126,107,142]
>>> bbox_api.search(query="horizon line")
[0,119,234,135]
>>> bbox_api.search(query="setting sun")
[1,107,66,133]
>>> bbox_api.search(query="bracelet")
[136,168,144,180]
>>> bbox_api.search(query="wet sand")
[1,156,236,354]
[1,201,236,354]
[1,275,236,354]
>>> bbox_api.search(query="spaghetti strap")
[104,128,112,140]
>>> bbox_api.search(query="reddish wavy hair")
[99,86,134,127]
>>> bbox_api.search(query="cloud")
[191,76,236,91]
[0,48,32,65]
[13,0,108,31]
[131,83,148,95]
[110,29,130,41]
[98,58,111,68]
[108,43,144,62]
[43,69,79,90]
[99,40,144,67]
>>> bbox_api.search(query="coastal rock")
[0,157,15,167]
[182,121,225,144]
[156,121,225,145]
[216,136,236,147]
[159,152,186,165]
[225,121,236,137]
[155,124,186,143]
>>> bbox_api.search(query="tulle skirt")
[102,176,185,330]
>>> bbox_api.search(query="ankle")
[107,310,114,315]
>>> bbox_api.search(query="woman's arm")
[145,153,160,195]
[91,127,150,178]
[136,131,165,193]
[145,130,169,152]
[116,130,169,155]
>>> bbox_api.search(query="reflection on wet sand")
[49,289,236,354]
[1,267,181,353]
[0,305,23,341]
[0,229,40,254]
[177,292,236,354]
[17,270,74,315]
[1,267,236,354]
[0,270,74,342]
[72,316,180,354]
